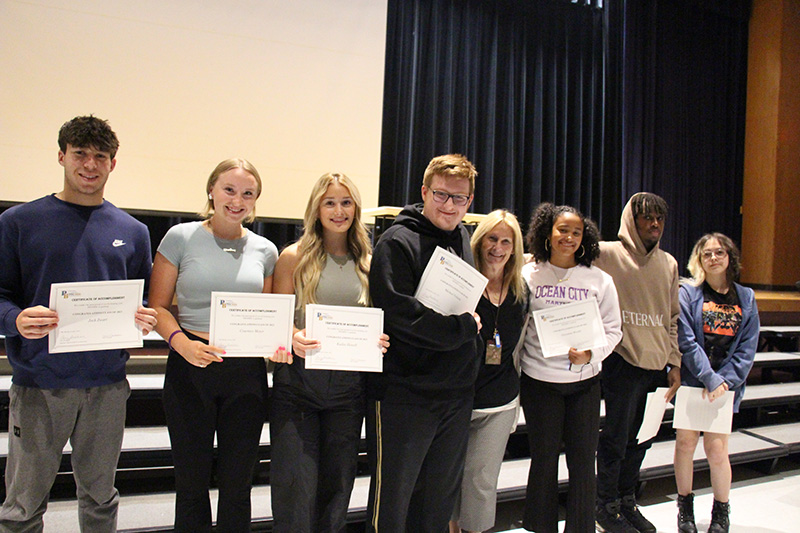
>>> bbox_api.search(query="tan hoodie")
[593,196,681,370]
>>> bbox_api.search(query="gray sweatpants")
[0,380,129,533]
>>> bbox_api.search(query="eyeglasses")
[430,189,471,207]
[701,249,728,260]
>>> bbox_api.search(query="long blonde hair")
[470,209,527,304]
[293,172,372,307]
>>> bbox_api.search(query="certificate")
[673,386,734,434]
[304,304,383,372]
[48,279,145,354]
[209,292,295,357]
[531,298,606,358]
[636,387,670,443]
[414,246,488,316]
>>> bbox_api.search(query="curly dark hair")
[58,115,119,158]
[526,202,601,267]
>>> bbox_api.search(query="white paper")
[48,279,145,353]
[636,387,670,443]
[305,304,383,372]
[414,246,488,316]
[531,298,607,358]
[209,292,295,357]
[673,386,734,434]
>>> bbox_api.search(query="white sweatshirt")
[520,261,622,383]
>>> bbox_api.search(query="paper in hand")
[636,387,670,443]
[672,386,734,434]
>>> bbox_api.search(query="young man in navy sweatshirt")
[365,154,482,532]
[0,116,157,532]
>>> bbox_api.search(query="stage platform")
[754,289,800,326]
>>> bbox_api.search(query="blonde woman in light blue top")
[149,158,278,532]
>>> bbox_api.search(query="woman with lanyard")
[674,233,758,533]
[449,209,527,533]
[149,158,279,532]
[268,172,388,532]
[518,202,622,532]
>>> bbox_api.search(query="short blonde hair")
[423,154,477,195]
[202,158,263,223]
[470,209,527,304]
[686,232,741,287]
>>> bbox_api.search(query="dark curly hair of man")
[525,202,601,268]
[58,115,119,158]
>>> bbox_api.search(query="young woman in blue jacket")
[674,233,759,533]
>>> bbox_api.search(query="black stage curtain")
[606,0,751,269]
[379,0,750,273]
[379,0,606,228]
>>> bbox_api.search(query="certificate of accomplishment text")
[305,304,384,372]
[414,246,488,316]
[209,292,295,357]
[48,279,145,354]
[532,297,607,358]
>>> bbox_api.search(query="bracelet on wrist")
[168,329,184,350]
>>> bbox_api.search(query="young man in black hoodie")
[365,154,482,532]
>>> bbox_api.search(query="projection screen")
[0,0,387,220]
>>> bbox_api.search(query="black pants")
[596,352,666,504]
[521,374,600,533]
[365,395,472,533]
[269,381,365,533]
[163,332,268,533]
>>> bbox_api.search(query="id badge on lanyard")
[485,329,502,365]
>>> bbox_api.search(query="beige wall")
[0,0,387,220]
[742,0,800,287]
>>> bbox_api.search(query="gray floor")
[37,457,800,532]
[488,457,800,533]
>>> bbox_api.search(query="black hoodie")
[367,203,481,403]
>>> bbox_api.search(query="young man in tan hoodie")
[593,192,682,533]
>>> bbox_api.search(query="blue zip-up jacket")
[677,282,759,411]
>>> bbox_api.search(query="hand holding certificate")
[673,386,734,434]
[414,246,488,316]
[48,279,145,354]
[531,298,606,358]
[209,292,295,357]
[305,304,384,372]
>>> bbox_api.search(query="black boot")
[708,499,730,533]
[676,493,697,533]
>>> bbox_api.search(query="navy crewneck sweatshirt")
[0,194,152,388]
